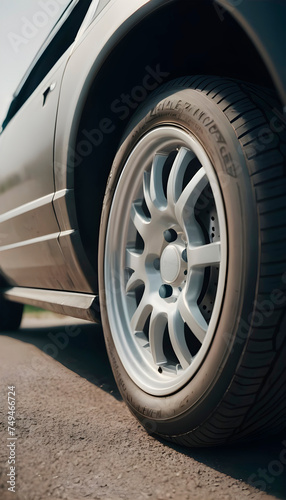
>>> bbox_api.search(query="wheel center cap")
[160,245,182,284]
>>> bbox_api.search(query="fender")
[53,0,285,294]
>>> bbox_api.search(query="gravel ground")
[0,313,285,500]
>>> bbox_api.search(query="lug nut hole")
[159,284,173,299]
[164,229,177,243]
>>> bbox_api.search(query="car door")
[0,0,93,289]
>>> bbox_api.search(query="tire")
[0,296,23,332]
[98,76,286,447]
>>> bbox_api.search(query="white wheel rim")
[104,126,227,396]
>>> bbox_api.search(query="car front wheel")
[99,76,286,446]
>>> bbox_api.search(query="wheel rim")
[104,126,227,396]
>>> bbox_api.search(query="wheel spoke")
[126,272,142,293]
[149,310,167,365]
[188,242,221,268]
[178,292,207,344]
[168,310,192,370]
[130,292,152,332]
[150,154,168,209]
[126,248,142,272]
[167,147,195,207]
[143,171,154,215]
[175,167,208,233]
[130,202,150,238]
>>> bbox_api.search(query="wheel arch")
[55,0,282,292]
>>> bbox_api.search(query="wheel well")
[74,0,275,285]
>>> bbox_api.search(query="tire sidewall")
[98,86,260,436]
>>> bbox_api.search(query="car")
[1,0,285,447]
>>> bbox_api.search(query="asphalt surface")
[0,313,285,500]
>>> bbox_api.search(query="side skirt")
[3,287,100,323]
